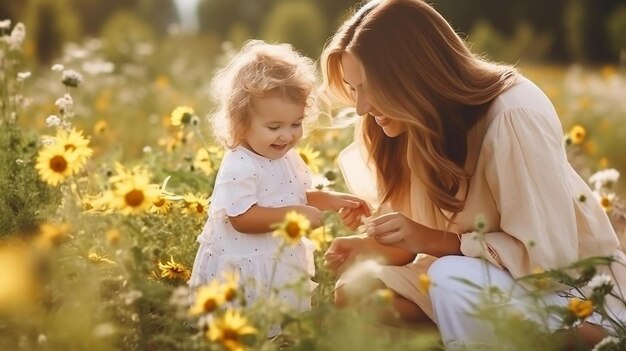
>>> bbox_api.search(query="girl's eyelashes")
[268,126,279,131]
[291,122,302,128]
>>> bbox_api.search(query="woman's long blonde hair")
[322,0,518,221]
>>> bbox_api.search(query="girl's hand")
[338,205,370,230]
[323,235,368,275]
[307,190,371,216]
[292,205,324,229]
[364,212,426,253]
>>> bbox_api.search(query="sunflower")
[207,309,257,351]
[273,211,311,245]
[34,222,72,249]
[182,193,209,218]
[55,127,93,168]
[189,280,225,315]
[296,145,322,173]
[194,148,214,176]
[220,271,240,302]
[568,297,593,319]
[308,225,333,251]
[35,143,79,186]
[159,256,192,281]
[110,172,160,215]
[568,125,586,145]
[93,119,108,135]
[170,106,195,127]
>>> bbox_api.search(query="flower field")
[2,20,626,351]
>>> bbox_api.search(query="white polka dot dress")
[189,146,316,313]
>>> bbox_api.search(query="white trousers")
[427,256,606,350]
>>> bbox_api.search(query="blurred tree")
[136,0,179,37]
[261,0,327,58]
[70,0,138,37]
[24,0,81,64]
[197,0,274,39]
[0,1,26,23]
[606,5,626,60]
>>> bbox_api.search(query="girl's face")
[242,95,305,160]
[340,52,406,138]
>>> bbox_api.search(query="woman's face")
[340,52,406,138]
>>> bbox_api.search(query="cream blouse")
[339,76,626,291]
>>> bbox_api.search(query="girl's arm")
[229,204,323,234]
[306,190,370,214]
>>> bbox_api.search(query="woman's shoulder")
[489,76,555,118]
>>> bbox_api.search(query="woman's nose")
[355,94,372,116]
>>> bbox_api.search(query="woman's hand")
[365,212,426,253]
[323,235,369,275]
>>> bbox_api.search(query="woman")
[321,0,626,349]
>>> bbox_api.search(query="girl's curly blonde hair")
[209,40,318,148]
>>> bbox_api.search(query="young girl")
[189,40,369,315]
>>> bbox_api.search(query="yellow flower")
[568,297,593,319]
[374,288,394,305]
[568,125,586,145]
[193,148,214,176]
[150,176,182,215]
[110,172,160,215]
[170,106,194,126]
[221,271,240,302]
[182,193,209,218]
[35,222,72,249]
[189,280,225,315]
[0,245,37,312]
[308,225,333,251]
[88,252,116,265]
[273,211,311,245]
[207,309,257,351]
[93,120,108,135]
[598,193,615,212]
[105,229,120,246]
[154,75,170,89]
[35,143,78,186]
[297,145,322,173]
[530,267,552,289]
[159,256,192,282]
[55,127,93,168]
[418,273,431,295]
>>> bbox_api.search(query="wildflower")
[181,193,209,217]
[46,115,61,127]
[273,211,311,245]
[55,127,93,169]
[93,120,108,135]
[308,225,333,251]
[0,20,10,30]
[567,297,594,319]
[531,267,552,289]
[105,229,120,246]
[61,69,83,87]
[51,64,64,71]
[297,145,322,173]
[35,143,78,186]
[0,245,37,312]
[589,169,620,191]
[7,22,25,50]
[189,280,225,315]
[221,271,240,302]
[587,274,612,290]
[170,106,195,126]
[568,125,586,145]
[193,148,214,176]
[593,191,615,213]
[17,71,31,81]
[35,222,72,248]
[207,309,257,351]
[54,94,73,113]
[418,273,431,295]
[374,288,394,305]
[110,172,160,215]
[159,256,192,281]
[88,252,116,265]
[150,194,174,215]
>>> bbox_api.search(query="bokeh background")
[2,1,626,350]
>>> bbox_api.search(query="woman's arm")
[229,204,323,234]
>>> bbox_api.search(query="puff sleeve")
[210,150,259,218]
